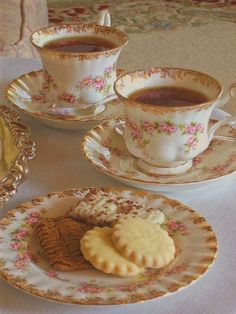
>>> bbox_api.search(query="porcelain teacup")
[114,67,236,175]
[31,11,128,107]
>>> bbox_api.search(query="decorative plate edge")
[0,187,218,305]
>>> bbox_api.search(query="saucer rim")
[5,70,123,123]
[82,118,236,188]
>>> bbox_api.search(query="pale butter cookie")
[111,216,175,269]
[80,226,143,277]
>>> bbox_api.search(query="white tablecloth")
[0,56,236,314]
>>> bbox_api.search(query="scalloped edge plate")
[5,70,124,130]
[0,187,217,305]
[82,118,236,192]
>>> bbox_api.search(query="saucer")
[6,70,124,130]
[0,187,217,305]
[82,118,236,192]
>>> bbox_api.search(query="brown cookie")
[35,216,95,271]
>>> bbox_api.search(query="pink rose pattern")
[165,220,189,236]
[5,197,195,296]
[126,118,204,153]
[98,154,110,168]
[101,139,127,157]
[58,92,76,103]
[63,262,188,294]
[31,70,57,104]
[42,70,58,92]
[10,211,42,269]
[32,65,116,104]
[210,153,236,175]
[78,64,115,96]
[179,122,205,152]
[31,94,47,104]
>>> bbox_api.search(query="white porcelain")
[0,187,217,305]
[31,13,128,106]
[114,67,236,175]
[82,117,236,193]
[5,70,124,130]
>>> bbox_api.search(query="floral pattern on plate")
[0,187,217,305]
[82,118,236,192]
[5,70,124,131]
[48,0,236,33]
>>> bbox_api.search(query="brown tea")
[44,36,116,53]
[128,87,209,107]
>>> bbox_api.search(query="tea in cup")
[114,67,236,175]
[31,12,128,106]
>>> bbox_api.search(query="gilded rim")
[0,106,36,207]
[81,118,236,187]
[114,67,223,112]
[0,187,217,305]
[31,23,128,59]
[5,70,124,123]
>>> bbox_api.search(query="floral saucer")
[5,70,124,130]
[0,106,35,206]
[0,187,217,305]
[82,118,236,192]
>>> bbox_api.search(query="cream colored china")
[0,187,217,305]
[31,13,128,106]
[114,67,236,175]
[0,106,35,206]
[82,117,236,192]
[5,70,124,130]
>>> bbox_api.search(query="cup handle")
[97,10,111,27]
[214,83,236,109]
[208,83,236,140]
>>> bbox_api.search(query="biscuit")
[111,216,175,269]
[35,216,95,271]
[70,188,165,226]
[80,226,144,277]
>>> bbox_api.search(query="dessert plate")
[82,118,236,192]
[5,70,124,130]
[0,187,217,305]
[0,106,35,207]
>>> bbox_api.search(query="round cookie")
[80,226,143,277]
[111,216,175,268]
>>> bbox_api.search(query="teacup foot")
[137,159,193,175]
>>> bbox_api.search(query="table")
[1,17,236,313]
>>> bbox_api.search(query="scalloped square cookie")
[111,216,175,268]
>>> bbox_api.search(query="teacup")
[114,67,236,175]
[31,12,128,106]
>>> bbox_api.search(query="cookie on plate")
[111,216,175,269]
[35,216,95,271]
[70,188,165,226]
[80,226,144,277]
